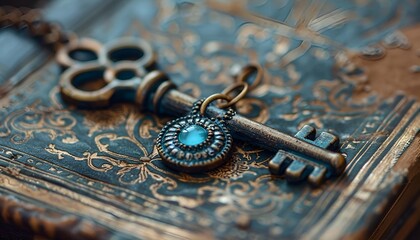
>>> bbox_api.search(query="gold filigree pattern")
[0,102,78,144]
[208,155,251,180]
[82,105,130,136]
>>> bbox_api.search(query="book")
[0,0,419,239]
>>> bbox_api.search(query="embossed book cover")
[0,0,419,239]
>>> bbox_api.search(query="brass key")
[57,37,346,185]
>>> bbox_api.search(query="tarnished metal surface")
[0,0,419,239]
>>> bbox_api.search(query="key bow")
[57,37,172,110]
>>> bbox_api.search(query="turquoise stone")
[179,125,208,146]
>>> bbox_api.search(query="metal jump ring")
[200,93,230,115]
[219,82,249,108]
[236,64,263,90]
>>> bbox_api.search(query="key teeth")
[308,167,327,186]
[314,132,340,151]
[269,150,328,185]
[295,125,316,141]
[269,150,292,175]
[285,160,312,182]
[270,126,343,185]
[295,125,340,151]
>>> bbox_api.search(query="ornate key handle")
[57,38,164,109]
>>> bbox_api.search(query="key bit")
[269,125,342,186]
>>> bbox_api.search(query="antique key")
[57,37,346,185]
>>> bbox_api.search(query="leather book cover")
[0,0,419,239]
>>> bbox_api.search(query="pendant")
[156,100,235,173]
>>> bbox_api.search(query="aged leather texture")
[0,0,419,239]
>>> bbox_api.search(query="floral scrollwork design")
[0,102,78,144]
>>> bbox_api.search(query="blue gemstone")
[179,125,208,146]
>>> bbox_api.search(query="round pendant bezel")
[156,114,232,173]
